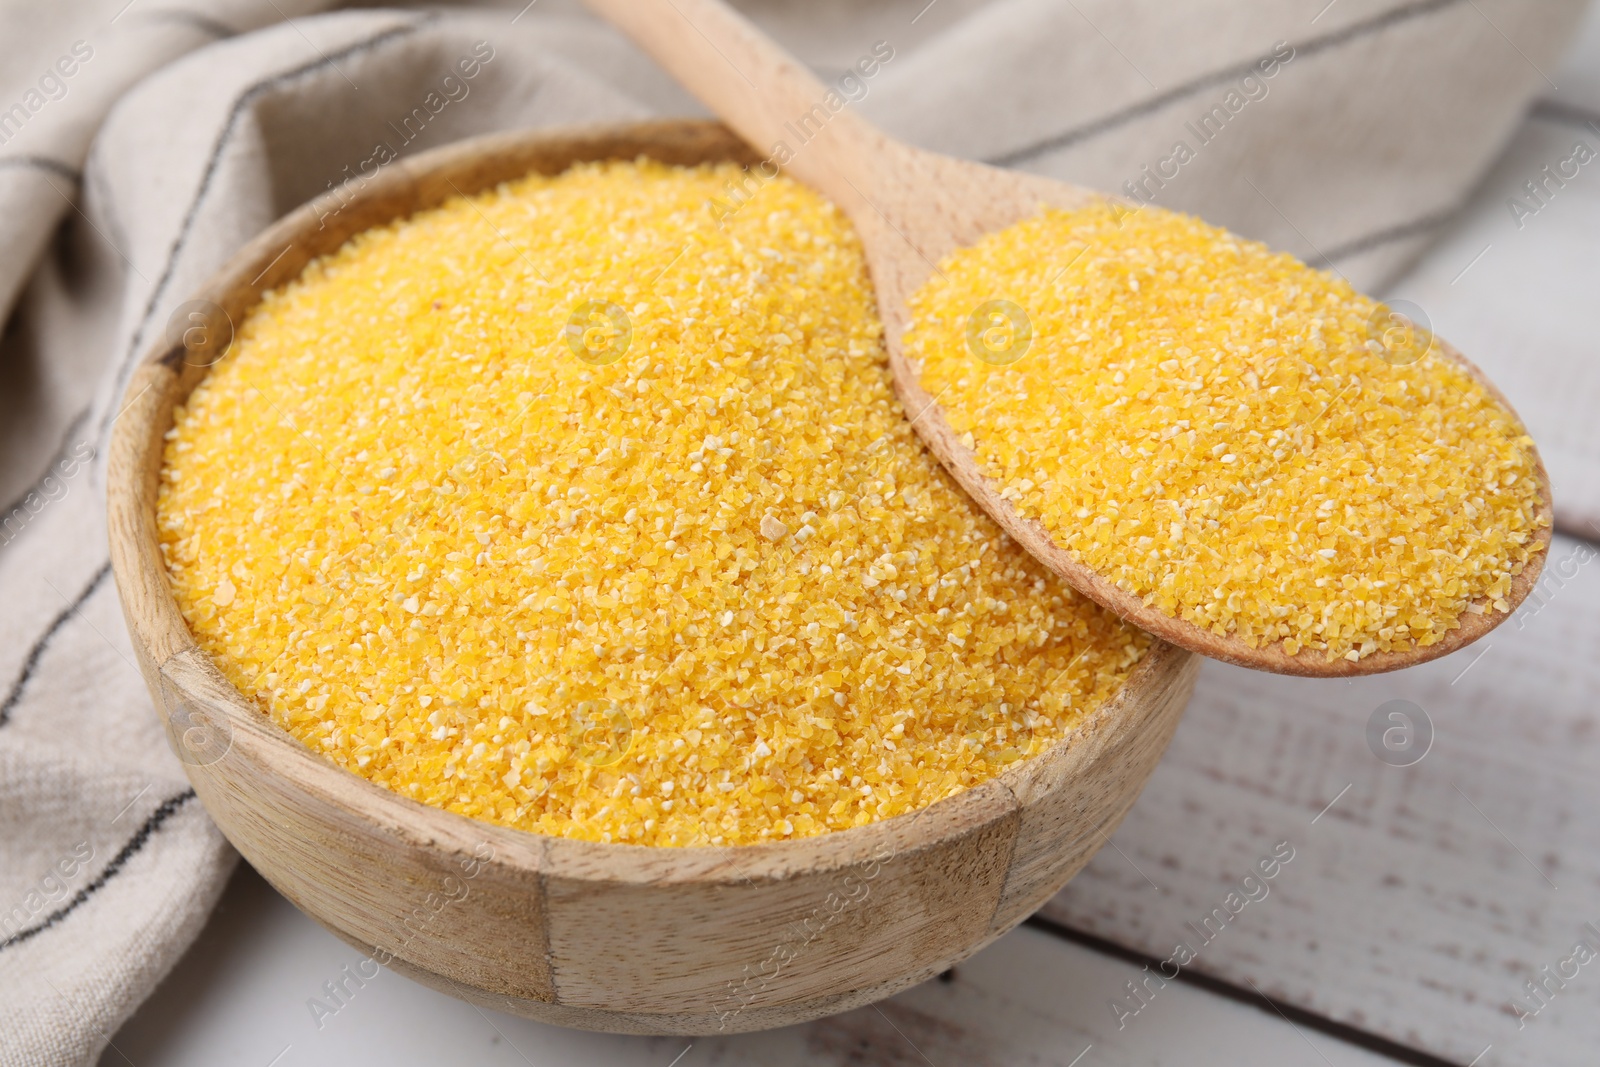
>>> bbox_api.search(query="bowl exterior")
[107,120,1197,1035]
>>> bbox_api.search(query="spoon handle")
[584,0,881,211]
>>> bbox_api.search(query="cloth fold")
[0,1,1588,1063]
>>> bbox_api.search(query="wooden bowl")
[107,120,1199,1035]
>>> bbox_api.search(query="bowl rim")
[108,118,1190,888]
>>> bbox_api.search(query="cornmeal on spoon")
[586,0,1552,676]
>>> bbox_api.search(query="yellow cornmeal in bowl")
[905,202,1547,662]
[157,160,1150,847]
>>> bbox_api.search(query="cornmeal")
[158,161,1149,846]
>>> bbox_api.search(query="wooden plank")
[1041,533,1600,1067]
[105,864,1405,1066]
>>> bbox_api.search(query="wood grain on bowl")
[107,120,1198,1035]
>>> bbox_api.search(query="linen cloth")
[0,1,1590,1063]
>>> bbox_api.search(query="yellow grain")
[157,161,1149,847]
[905,202,1546,660]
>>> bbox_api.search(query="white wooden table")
[103,7,1600,1066]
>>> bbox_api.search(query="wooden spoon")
[584,0,1553,677]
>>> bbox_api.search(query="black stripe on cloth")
[0,789,197,953]
[0,156,84,184]
[1318,205,1459,264]
[988,0,1468,167]
[0,561,113,728]
[1530,98,1600,133]
[93,14,440,449]
[1318,96,1600,264]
